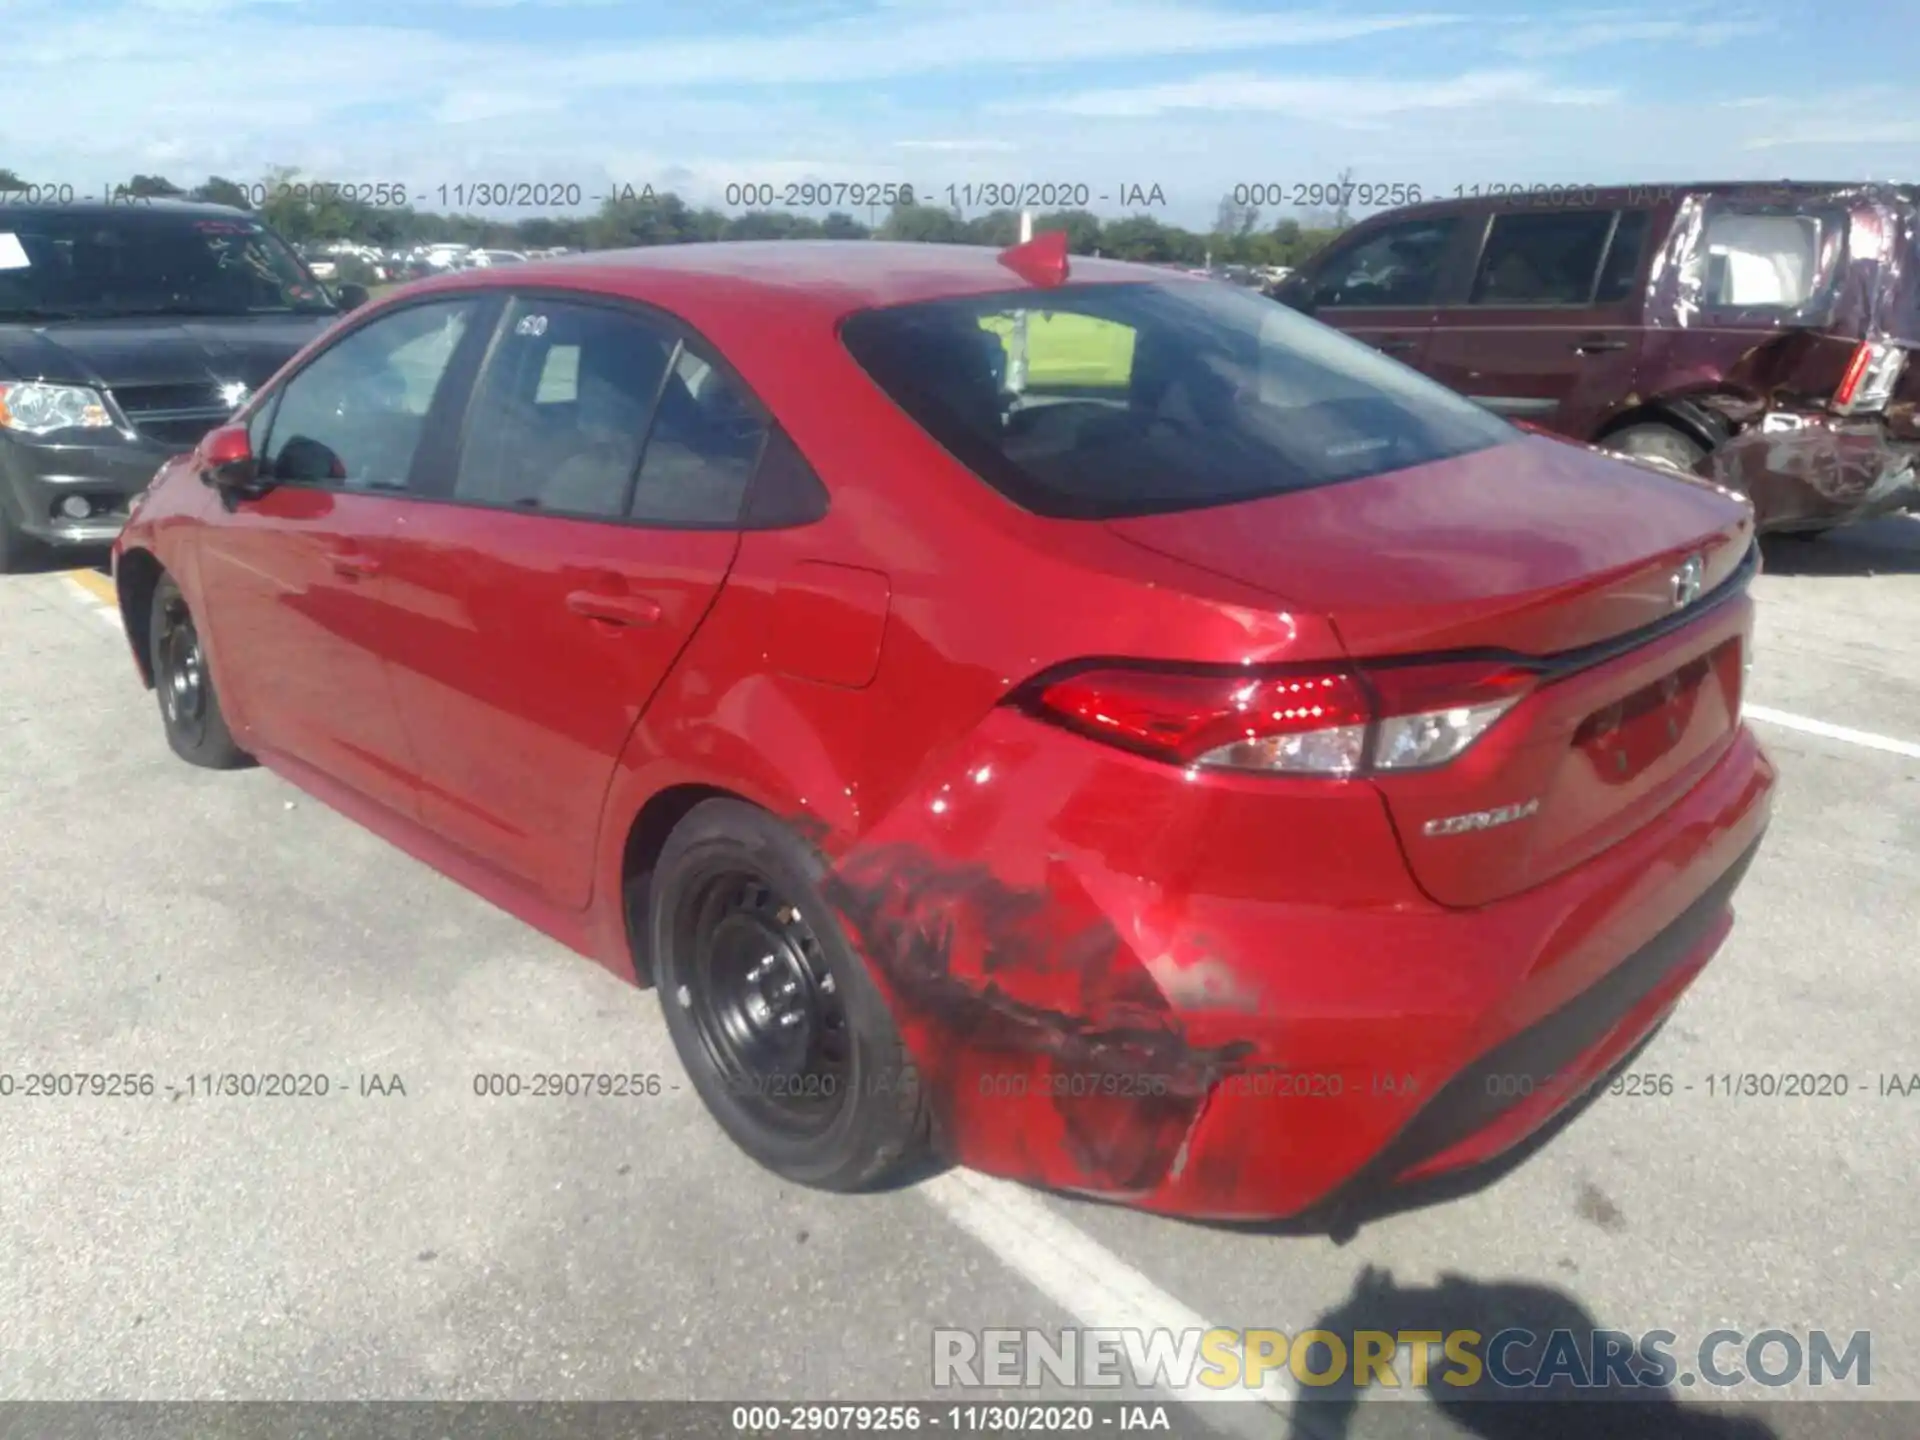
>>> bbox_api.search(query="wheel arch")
[115,547,165,688]
[1594,395,1734,454]
[615,782,743,987]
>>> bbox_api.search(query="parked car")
[0,200,365,571]
[110,236,1773,1220]
[420,244,471,272]
[468,249,530,268]
[1272,181,1920,534]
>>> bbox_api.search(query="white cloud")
[1744,121,1920,150]
[1003,68,1617,120]
[1498,15,1772,60]
[1,0,1909,230]
[515,3,1471,89]
[893,140,1023,153]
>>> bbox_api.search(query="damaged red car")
[1275,180,1920,534]
[110,234,1775,1221]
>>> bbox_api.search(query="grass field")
[978,311,1134,388]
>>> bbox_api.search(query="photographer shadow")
[1283,1265,1780,1440]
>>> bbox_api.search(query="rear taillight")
[1025,660,1537,776]
[1832,340,1907,415]
[1363,660,1538,771]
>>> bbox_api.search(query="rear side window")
[1469,211,1615,305]
[454,298,676,518]
[1311,218,1457,308]
[1690,206,1842,311]
[840,280,1515,521]
[626,346,769,526]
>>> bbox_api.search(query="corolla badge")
[218,380,251,412]
[1670,554,1705,610]
[1423,798,1541,838]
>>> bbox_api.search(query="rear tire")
[1600,421,1709,476]
[650,799,929,1191]
[149,573,250,769]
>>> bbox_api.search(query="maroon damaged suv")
[1272,182,1920,534]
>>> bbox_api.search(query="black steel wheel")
[650,799,928,1190]
[148,573,249,769]
[678,867,853,1137]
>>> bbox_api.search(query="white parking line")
[920,1171,1294,1433]
[1745,705,1920,761]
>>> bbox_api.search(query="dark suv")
[1273,182,1920,534]
[0,200,365,571]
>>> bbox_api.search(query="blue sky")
[6,0,1918,230]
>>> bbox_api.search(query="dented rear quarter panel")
[584,314,1353,976]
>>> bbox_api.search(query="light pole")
[1008,210,1034,394]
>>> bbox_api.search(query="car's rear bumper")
[827,709,1775,1221]
[1710,415,1920,532]
[0,432,169,547]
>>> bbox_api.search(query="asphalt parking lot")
[2,519,1918,1438]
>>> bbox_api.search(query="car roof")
[388,240,1171,325]
[1357,179,1912,227]
[0,197,256,220]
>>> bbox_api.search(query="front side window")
[1311,218,1458,308]
[841,279,1515,520]
[454,298,676,518]
[260,299,477,490]
[1470,211,1617,305]
[0,210,336,322]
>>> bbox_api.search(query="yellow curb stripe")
[66,568,117,606]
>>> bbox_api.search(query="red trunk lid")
[1107,434,1757,907]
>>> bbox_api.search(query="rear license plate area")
[1571,638,1740,785]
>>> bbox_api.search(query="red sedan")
[110,234,1775,1220]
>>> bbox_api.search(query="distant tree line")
[0,166,1346,278]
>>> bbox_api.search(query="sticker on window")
[515,312,549,337]
[193,220,254,234]
[0,233,30,270]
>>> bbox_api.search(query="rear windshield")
[839,280,1514,520]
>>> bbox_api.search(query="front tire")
[149,573,250,769]
[650,799,929,1191]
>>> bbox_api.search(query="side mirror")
[1269,274,1316,315]
[198,423,269,501]
[335,282,371,312]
